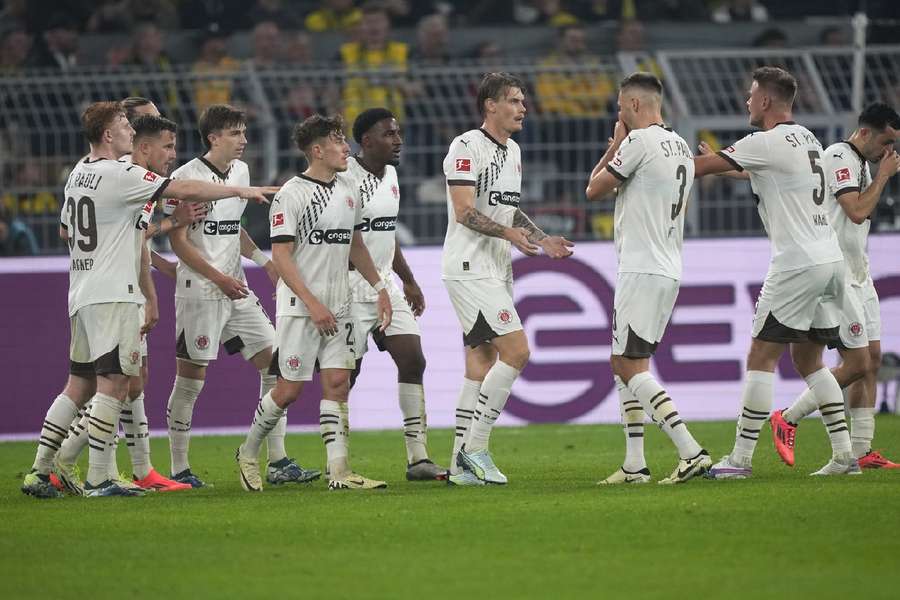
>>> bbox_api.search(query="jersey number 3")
[671,164,687,220]
[66,196,98,252]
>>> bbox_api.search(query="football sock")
[731,370,774,466]
[55,399,91,467]
[450,378,480,475]
[167,375,204,475]
[241,391,285,459]
[398,382,429,464]
[849,407,876,458]
[320,399,349,478]
[122,392,151,479]
[628,372,701,459]
[32,394,79,474]
[257,371,286,464]
[808,367,853,459]
[107,434,120,480]
[467,361,519,453]
[86,393,124,486]
[782,387,818,425]
[616,376,646,471]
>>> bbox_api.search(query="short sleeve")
[718,132,768,172]
[59,200,68,228]
[444,136,477,186]
[607,132,647,181]
[270,185,302,243]
[825,151,861,197]
[117,162,170,207]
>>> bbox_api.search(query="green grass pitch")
[1,418,899,599]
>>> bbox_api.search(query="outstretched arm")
[512,209,574,258]
[449,184,539,256]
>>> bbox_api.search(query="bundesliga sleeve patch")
[455,158,471,173]
[272,213,284,227]
[835,167,852,183]
[143,171,158,182]
[165,198,179,208]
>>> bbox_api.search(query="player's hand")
[612,118,629,145]
[698,141,715,156]
[263,261,279,286]
[539,236,575,259]
[403,280,425,317]
[215,274,249,300]
[376,289,393,332]
[141,299,159,335]
[173,201,207,227]
[239,186,281,205]
[505,227,540,257]
[878,148,900,179]
[309,300,338,336]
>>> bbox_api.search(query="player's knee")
[321,371,350,401]
[127,376,144,401]
[397,351,426,383]
[503,344,530,370]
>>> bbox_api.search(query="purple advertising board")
[2,236,900,440]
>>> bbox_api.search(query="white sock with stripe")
[450,378,480,475]
[32,394,79,474]
[399,383,429,464]
[86,393,124,486]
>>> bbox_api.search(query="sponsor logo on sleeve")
[272,212,284,227]
[455,158,471,173]
[143,171,158,182]
[724,146,735,153]
[165,198,179,208]
[835,167,852,183]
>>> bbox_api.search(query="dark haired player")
[346,107,447,481]
[236,114,392,491]
[772,102,900,469]
[443,72,574,486]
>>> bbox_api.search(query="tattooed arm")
[448,183,539,255]
[512,209,548,243]
[513,209,574,259]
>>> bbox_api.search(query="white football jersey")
[719,122,843,273]
[824,141,872,284]
[62,156,163,316]
[346,156,400,302]
[269,172,362,318]
[442,128,522,282]
[608,124,694,280]
[165,157,250,300]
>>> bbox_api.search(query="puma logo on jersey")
[833,152,844,159]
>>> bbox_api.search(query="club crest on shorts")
[195,335,210,350]
[849,322,863,337]
[130,351,140,364]
[286,355,301,371]
[497,309,513,324]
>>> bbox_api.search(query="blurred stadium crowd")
[1,0,899,255]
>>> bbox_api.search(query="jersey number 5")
[808,150,825,205]
[65,196,98,252]
[671,164,687,220]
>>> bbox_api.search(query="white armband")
[251,248,270,267]
[373,280,386,293]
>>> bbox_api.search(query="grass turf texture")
[2,418,899,599]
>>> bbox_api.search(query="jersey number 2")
[671,164,687,220]
[66,196,98,252]
[808,150,825,205]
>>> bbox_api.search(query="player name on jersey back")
[825,141,873,284]
[167,157,249,300]
[718,122,843,272]
[608,124,694,280]
[442,128,522,282]
[346,156,400,303]
[63,156,166,316]
[270,172,362,318]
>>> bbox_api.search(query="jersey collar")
[773,121,797,127]
[352,154,385,179]
[299,173,335,189]
[840,140,868,165]
[478,127,508,150]
[83,156,110,164]
[649,122,673,132]
[199,155,231,180]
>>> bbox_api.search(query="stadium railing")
[1,46,899,253]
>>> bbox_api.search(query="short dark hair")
[476,72,526,117]
[132,114,177,140]
[198,104,246,150]
[352,108,395,144]
[82,101,124,145]
[752,66,797,105]
[292,114,345,154]
[619,72,663,96]
[858,102,900,130]
[121,97,154,122]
